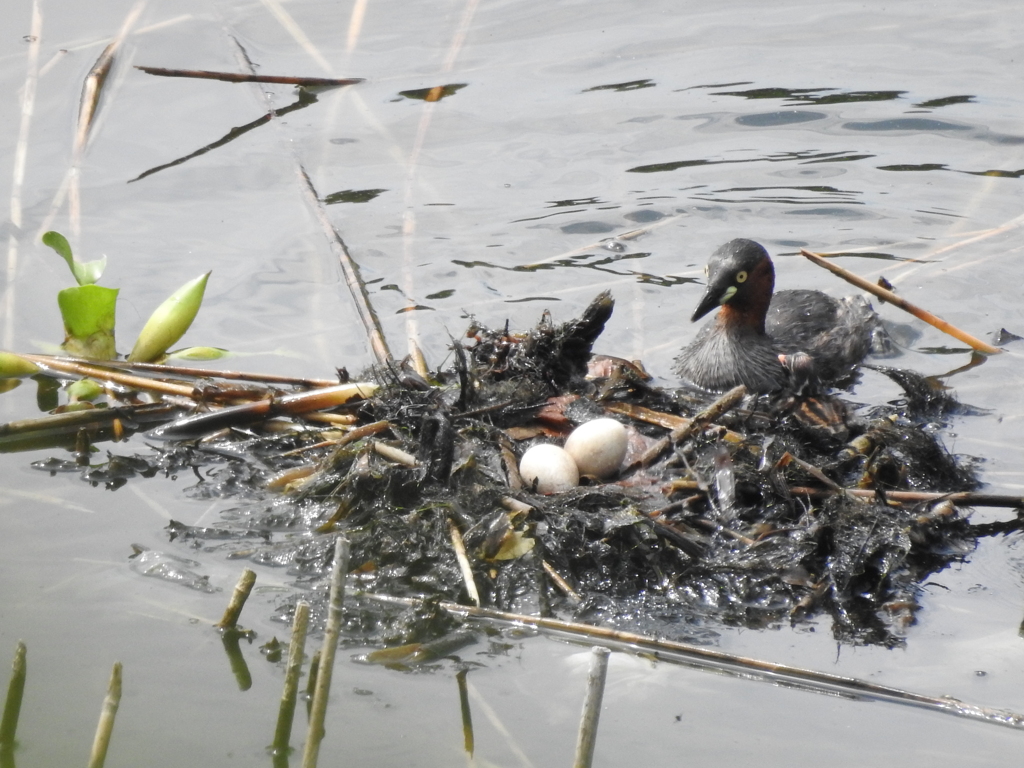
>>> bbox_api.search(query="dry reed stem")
[273,600,310,752]
[449,519,481,606]
[216,568,257,629]
[86,662,122,768]
[542,560,581,603]
[20,354,197,397]
[25,354,339,388]
[372,441,418,467]
[573,647,610,768]
[800,249,1002,354]
[634,384,746,468]
[302,537,350,768]
[789,487,1024,508]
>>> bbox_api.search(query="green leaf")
[67,378,104,403]
[0,352,40,378]
[166,346,230,362]
[128,272,210,363]
[42,231,107,286]
[57,285,119,359]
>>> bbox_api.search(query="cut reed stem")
[302,537,350,768]
[573,646,610,768]
[273,601,311,754]
[216,568,257,630]
[86,662,122,768]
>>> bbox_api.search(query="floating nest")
[35,293,993,649]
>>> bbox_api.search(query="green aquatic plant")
[41,230,212,363]
[43,230,119,359]
[128,271,210,363]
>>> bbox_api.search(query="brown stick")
[635,385,747,468]
[135,66,363,88]
[800,249,1002,355]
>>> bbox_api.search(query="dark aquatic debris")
[18,294,999,648]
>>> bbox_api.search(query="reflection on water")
[1,0,1024,765]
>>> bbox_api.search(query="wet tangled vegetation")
[31,294,998,650]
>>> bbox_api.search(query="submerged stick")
[573,647,610,768]
[273,601,311,754]
[135,65,362,87]
[86,662,122,768]
[216,568,257,630]
[358,591,1024,731]
[0,642,26,749]
[800,249,1002,355]
[302,537,350,768]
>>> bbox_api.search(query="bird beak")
[690,284,736,322]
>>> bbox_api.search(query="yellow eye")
[735,270,748,283]
[703,265,709,277]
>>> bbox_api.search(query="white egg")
[564,418,627,478]
[519,444,579,494]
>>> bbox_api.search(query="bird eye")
[703,265,709,277]
[735,270,748,283]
